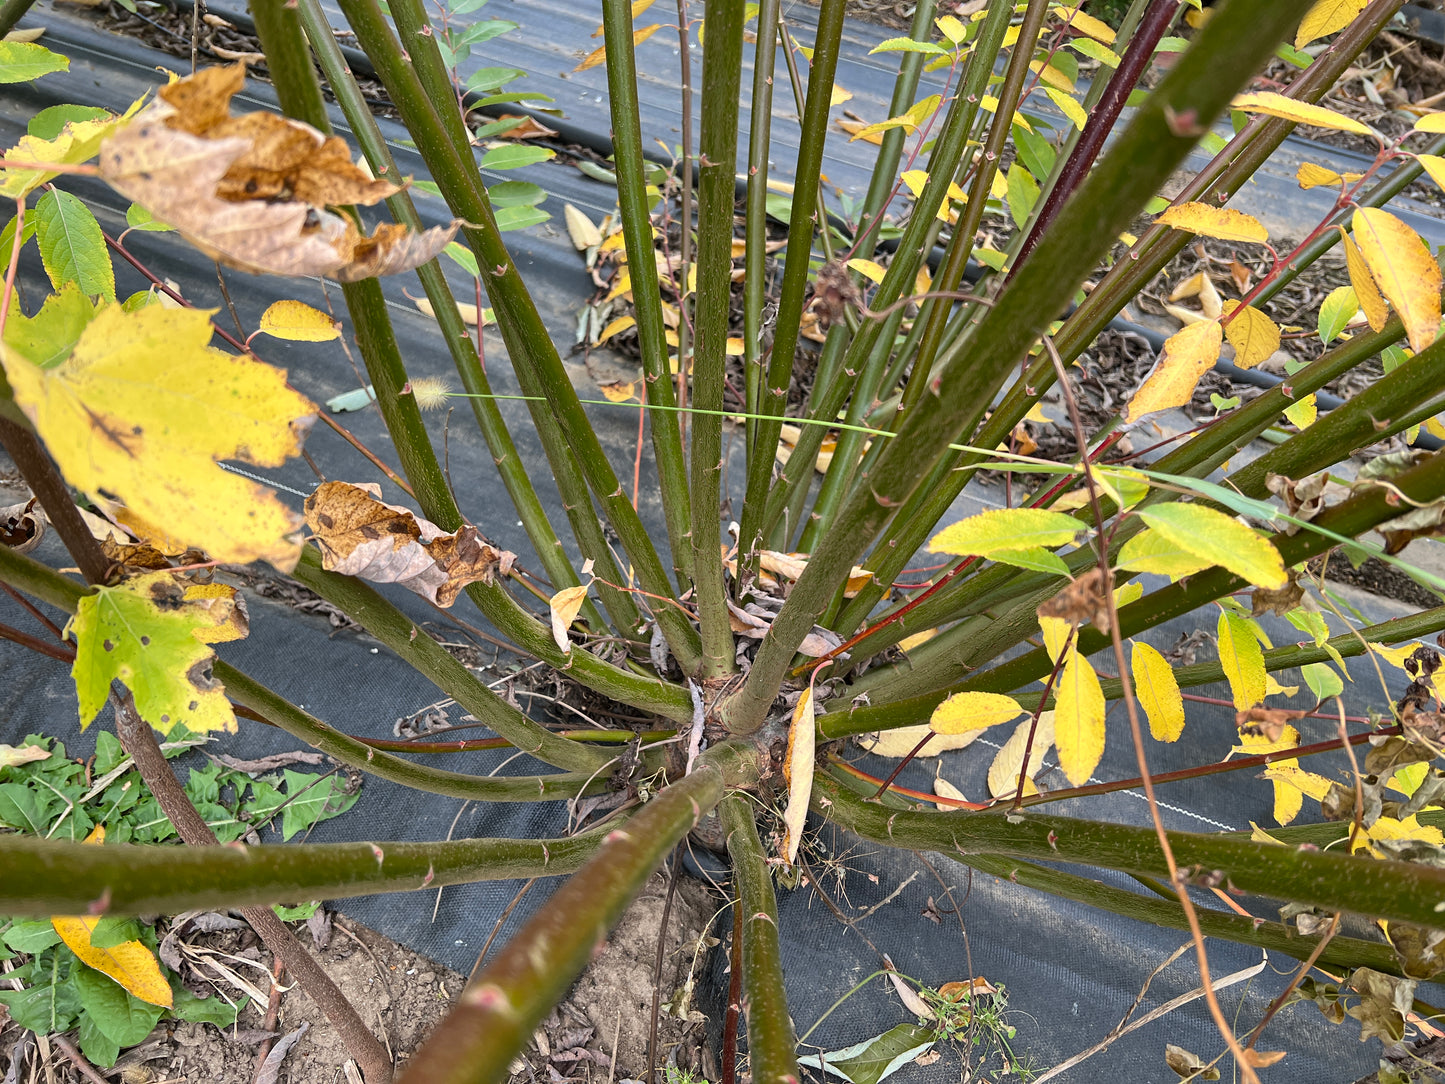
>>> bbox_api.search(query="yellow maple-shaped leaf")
[1218,611,1266,710]
[1231,91,1372,135]
[1295,0,1368,48]
[52,916,173,1008]
[1124,319,1222,422]
[1,304,313,568]
[548,584,590,653]
[1154,203,1269,245]
[930,691,1025,735]
[67,570,239,734]
[1131,641,1185,742]
[257,299,339,342]
[781,686,816,865]
[1337,227,1389,333]
[1352,208,1442,353]
[1055,642,1105,785]
[1221,300,1280,369]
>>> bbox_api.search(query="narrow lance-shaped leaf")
[1055,641,1106,786]
[782,687,816,865]
[1231,91,1373,135]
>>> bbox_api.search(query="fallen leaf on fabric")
[304,480,514,607]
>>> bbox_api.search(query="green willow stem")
[743,0,783,456]
[289,548,609,772]
[337,0,702,670]
[758,0,1015,553]
[721,794,799,1084]
[0,0,36,38]
[219,663,607,801]
[691,0,748,677]
[816,773,1445,933]
[0,542,609,794]
[395,742,754,1084]
[292,0,606,632]
[733,0,846,581]
[833,0,1410,633]
[0,827,607,916]
[726,0,1320,733]
[601,0,694,593]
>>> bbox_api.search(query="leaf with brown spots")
[66,570,244,735]
[97,64,456,280]
[304,481,515,607]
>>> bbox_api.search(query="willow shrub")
[3,0,1445,1081]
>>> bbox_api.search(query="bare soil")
[0,870,721,1084]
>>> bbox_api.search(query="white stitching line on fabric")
[970,735,1239,833]
[217,462,315,499]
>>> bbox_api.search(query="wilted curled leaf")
[304,481,514,608]
[549,585,590,653]
[67,570,242,735]
[98,64,457,280]
[0,742,50,768]
[1,498,44,554]
[1164,1044,1220,1081]
[781,686,816,865]
[987,712,1055,799]
[1036,567,1111,631]
[1236,705,1307,743]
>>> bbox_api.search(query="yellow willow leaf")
[1232,724,1300,759]
[936,14,966,44]
[898,629,937,653]
[596,314,636,345]
[927,507,1082,557]
[574,24,660,72]
[835,118,883,145]
[1135,503,1287,589]
[846,258,887,285]
[1029,59,1074,93]
[548,584,589,653]
[599,381,636,403]
[1269,768,1304,825]
[1355,814,1445,857]
[1221,300,1280,369]
[1231,91,1372,135]
[604,269,633,303]
[0,304,312,568]
[1352,208,1442,352]
[1297,162,1344,189]
[830,84,852,107]
[564,203,602,250]
[1417,113,1445,134]
[1131,641,1185,742]
[1057,5,1116,44]
[1054,643,1105,785]
[1368,641,1420,671]
[1389,761,1430,797]
[1169,272,1207,302]
[1154,202,1269,245]
[861,722,982,758]
[1123,319,1222,422]
[591,0,655,35]
[1040,614,1071,665]
[256,300,339,343]
[1117,528,1213,579]
[1251,822,1287,845]
[51,916,173,1008]
[1337,227,1389,333]
[1263,762,1334,802]
[1114,580,1143,607]
[781,686,815,865]
[1283,393,1317,429]
[987,711,1055,799]
[930,691,1025,735]
[1295,0,1368,47]
[1045,87,1088,131]
[724,337,744,356]
[1218,610,1267,710]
